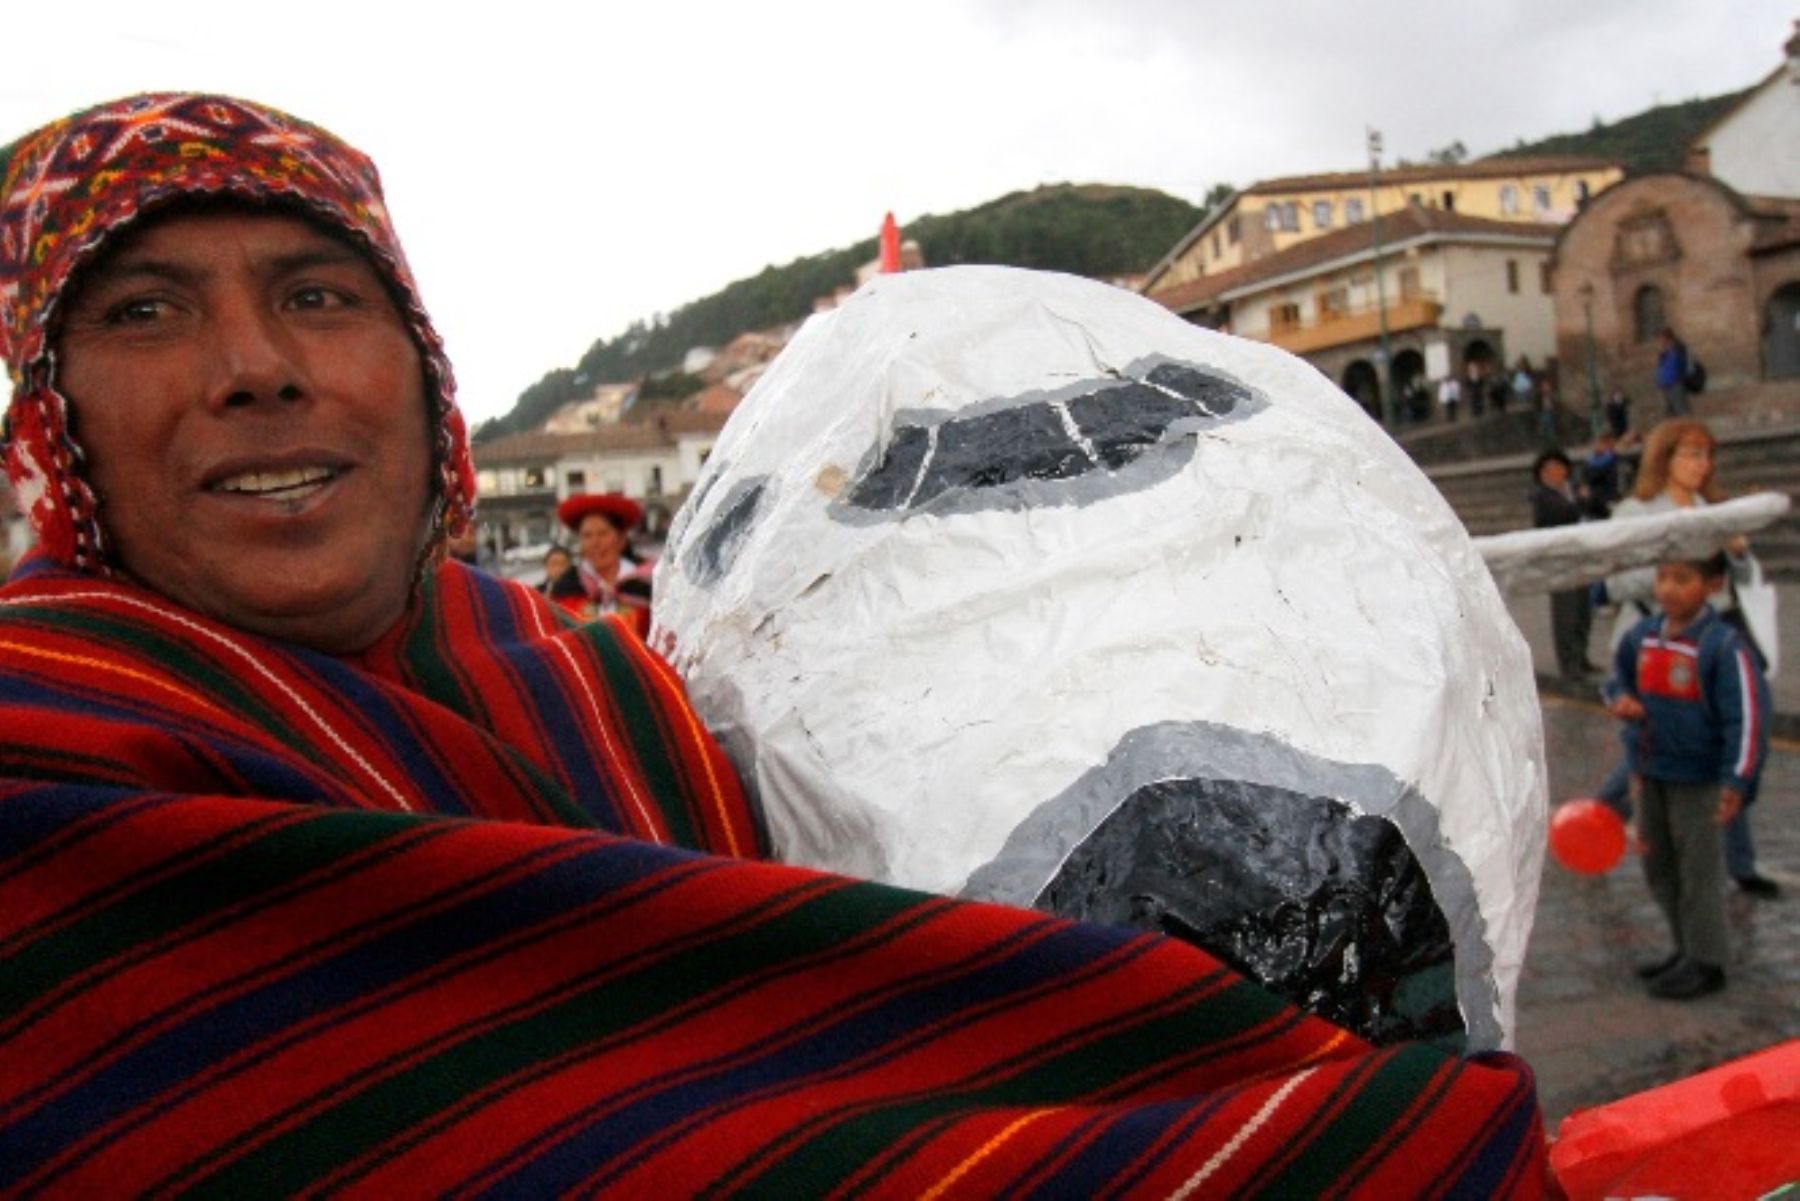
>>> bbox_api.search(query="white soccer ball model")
[655,266,1545,1051]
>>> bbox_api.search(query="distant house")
[1152,207,1559,419]
[543,382,639,432]
[1143,157,1623,303]
[700,329,790,385]
[1143,156,1621,419]
[472,410,730,549]
[1552,27,1800,407]
[690,382,743,415]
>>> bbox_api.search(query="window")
[476,470,497,496]
[1317,286,1349,320]
[1270,302,1302,332]
[1312,200,1333,229]
[566,469,586,490]
[1226,216,1241,245]
[523,467,547,490]
[1398,267,1421,300]
[1532,184,1552,215]
[1539,262,1553,294]
[1634,285,1667,343]
[1499,185,1520,216]
[1264,203,1299,233]
[1211,231,1221,258]
[1442,190,1456,211]
[648,465,664,495]
[1506,260,1520,294]
[1344,197,1366,223]
[1619,216,1675,265]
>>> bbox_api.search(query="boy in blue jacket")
[1604,551,1768,1000]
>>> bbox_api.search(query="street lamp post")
[1579,281,1601,438]
[1368,128,1394,429]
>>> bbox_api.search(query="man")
[1436,372,1460,423]
[0,95,1546,1193]
[1656,327,1692,417]
[1531,449,1595,679]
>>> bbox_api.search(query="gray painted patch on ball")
[962,721,1499,1051]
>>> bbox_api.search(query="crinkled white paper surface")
[655,266,1546,1049]
[1475,493,1791,595]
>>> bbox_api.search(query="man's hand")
[1609,694,1645,721]
[1718,788,1743,825]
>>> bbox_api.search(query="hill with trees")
[1485,87,1751,175]
[476,183,1204,440]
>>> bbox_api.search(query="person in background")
[445,523,481,565]
[1604,387,1631,439]
[1582,431,1625,519]
[1511,356,1534,415]
[1656,328,1692,418]
[1437,373,1460,423]
[548,492,655,634]
[1534,376,1558,440]
[1465,357,1486,418]
[1603,552,1767,999]
[1532,449,1595,680]
[540,544,573,594]
[1591,419,1779,897]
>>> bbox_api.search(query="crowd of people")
[1525,413,1783,1005]
[1406,354,1563,428]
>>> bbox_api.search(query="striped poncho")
[0,556,1549,1197]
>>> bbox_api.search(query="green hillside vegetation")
[476,183,1203,440]
[1486,87,1751,175]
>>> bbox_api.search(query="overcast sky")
[3,1,1790,424]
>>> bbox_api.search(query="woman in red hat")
[550,492,655,635]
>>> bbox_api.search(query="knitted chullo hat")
[0,92,476,572]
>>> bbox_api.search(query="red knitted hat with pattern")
[0,92,475,571]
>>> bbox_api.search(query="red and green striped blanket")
[0,556,1548,1196]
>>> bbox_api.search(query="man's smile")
[207,463,343,500]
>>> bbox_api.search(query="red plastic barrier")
[1550,1039,1800,1200]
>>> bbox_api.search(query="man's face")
[1537,459,1569,489]
[1653,562,1717,625]
[56,210,434,653]
[578,514,625,572]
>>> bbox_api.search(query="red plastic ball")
[1549,798,1628,875]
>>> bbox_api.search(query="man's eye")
[288,286,352,310]
[105,297,169,324]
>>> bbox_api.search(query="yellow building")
[1145,156,1623,298]
[1152,207,1560,421]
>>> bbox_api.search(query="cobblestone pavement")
[1516,694,1799,1130]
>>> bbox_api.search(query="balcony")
[1265,295,1443,355]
